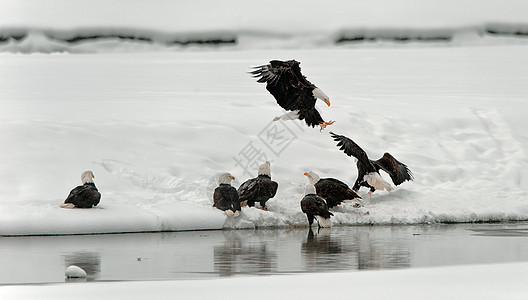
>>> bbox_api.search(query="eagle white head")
[312,88,330,107]
[303,171,320,185]
[304,183,317,195]
[218,173,235,185]
[258,161,271,177]
[81,170,95,184]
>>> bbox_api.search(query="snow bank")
[2,0,528,53]
[1,46,528,235]
[2,24,528,53]
[2,262,527,299]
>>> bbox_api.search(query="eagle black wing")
[301,194,333,219]
[315,178,361,208]
[259,179,278,207]
[316,178,350,191]
[238,177,278,208]
[64,183,101,208]
[214,184,241,212]
[251,60,324,127]
[264,180,279,198]
[329,132,377,173]
[372,153,414,186]
[228,186,241,212]
[237,178,258,203]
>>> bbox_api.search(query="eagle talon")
[319,121,335,131]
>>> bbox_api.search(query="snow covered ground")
[1,45,528,235]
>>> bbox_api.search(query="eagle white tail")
[365,172,393,191]
[224,210,235,217]
[314,215,333,228]
[60,203,76,209]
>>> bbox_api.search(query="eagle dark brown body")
[64,182,101,208]
[214,183,241,214]
[238,174,278,210]
[315,178,361,208]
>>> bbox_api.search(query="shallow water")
[2,222,528,285]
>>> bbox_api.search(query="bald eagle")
[250,59,334,130]
[330,132,413,196]
[301,183,333,228]
[237,161,278,210]
[213,173,241,217]
[304,171,362,208]
[61,170,101,208]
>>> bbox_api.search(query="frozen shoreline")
[2,262,528,299]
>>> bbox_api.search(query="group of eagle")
[213,59,413,228]
[60,59,413,229]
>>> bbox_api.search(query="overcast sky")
[2,0,527,32]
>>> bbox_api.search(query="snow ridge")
[1,23,528,53]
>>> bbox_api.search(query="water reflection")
[470,226,528,237]
[214,231,276,276]
[1,223,528,284]
[301,227,411,272]
[63,251,101,282]
[302,228,348,271]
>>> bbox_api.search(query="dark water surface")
[2,222,528,285]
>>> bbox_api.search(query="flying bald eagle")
[304,171,362,208]
[250,59,335,130]
[329,132,413,196]
[60,170,101,208]
[237,161,278,211]
[300,183,333,228]
[213,173,241,217]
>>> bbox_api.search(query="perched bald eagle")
[304,171,362,208]
[250,59,335,130]
[301,183,333,228]
[61,170,101,209]
[330,132,413,195]
[213,173,241,217]
[237,161,278,210]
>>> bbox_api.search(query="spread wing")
[250,60,317,112]
[329,132,377,173]
[372,153,414,185]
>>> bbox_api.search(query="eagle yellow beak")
[303,172,309,177]
[92,174,95,178]
[324,99,330,107]
[231,176,235,180]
